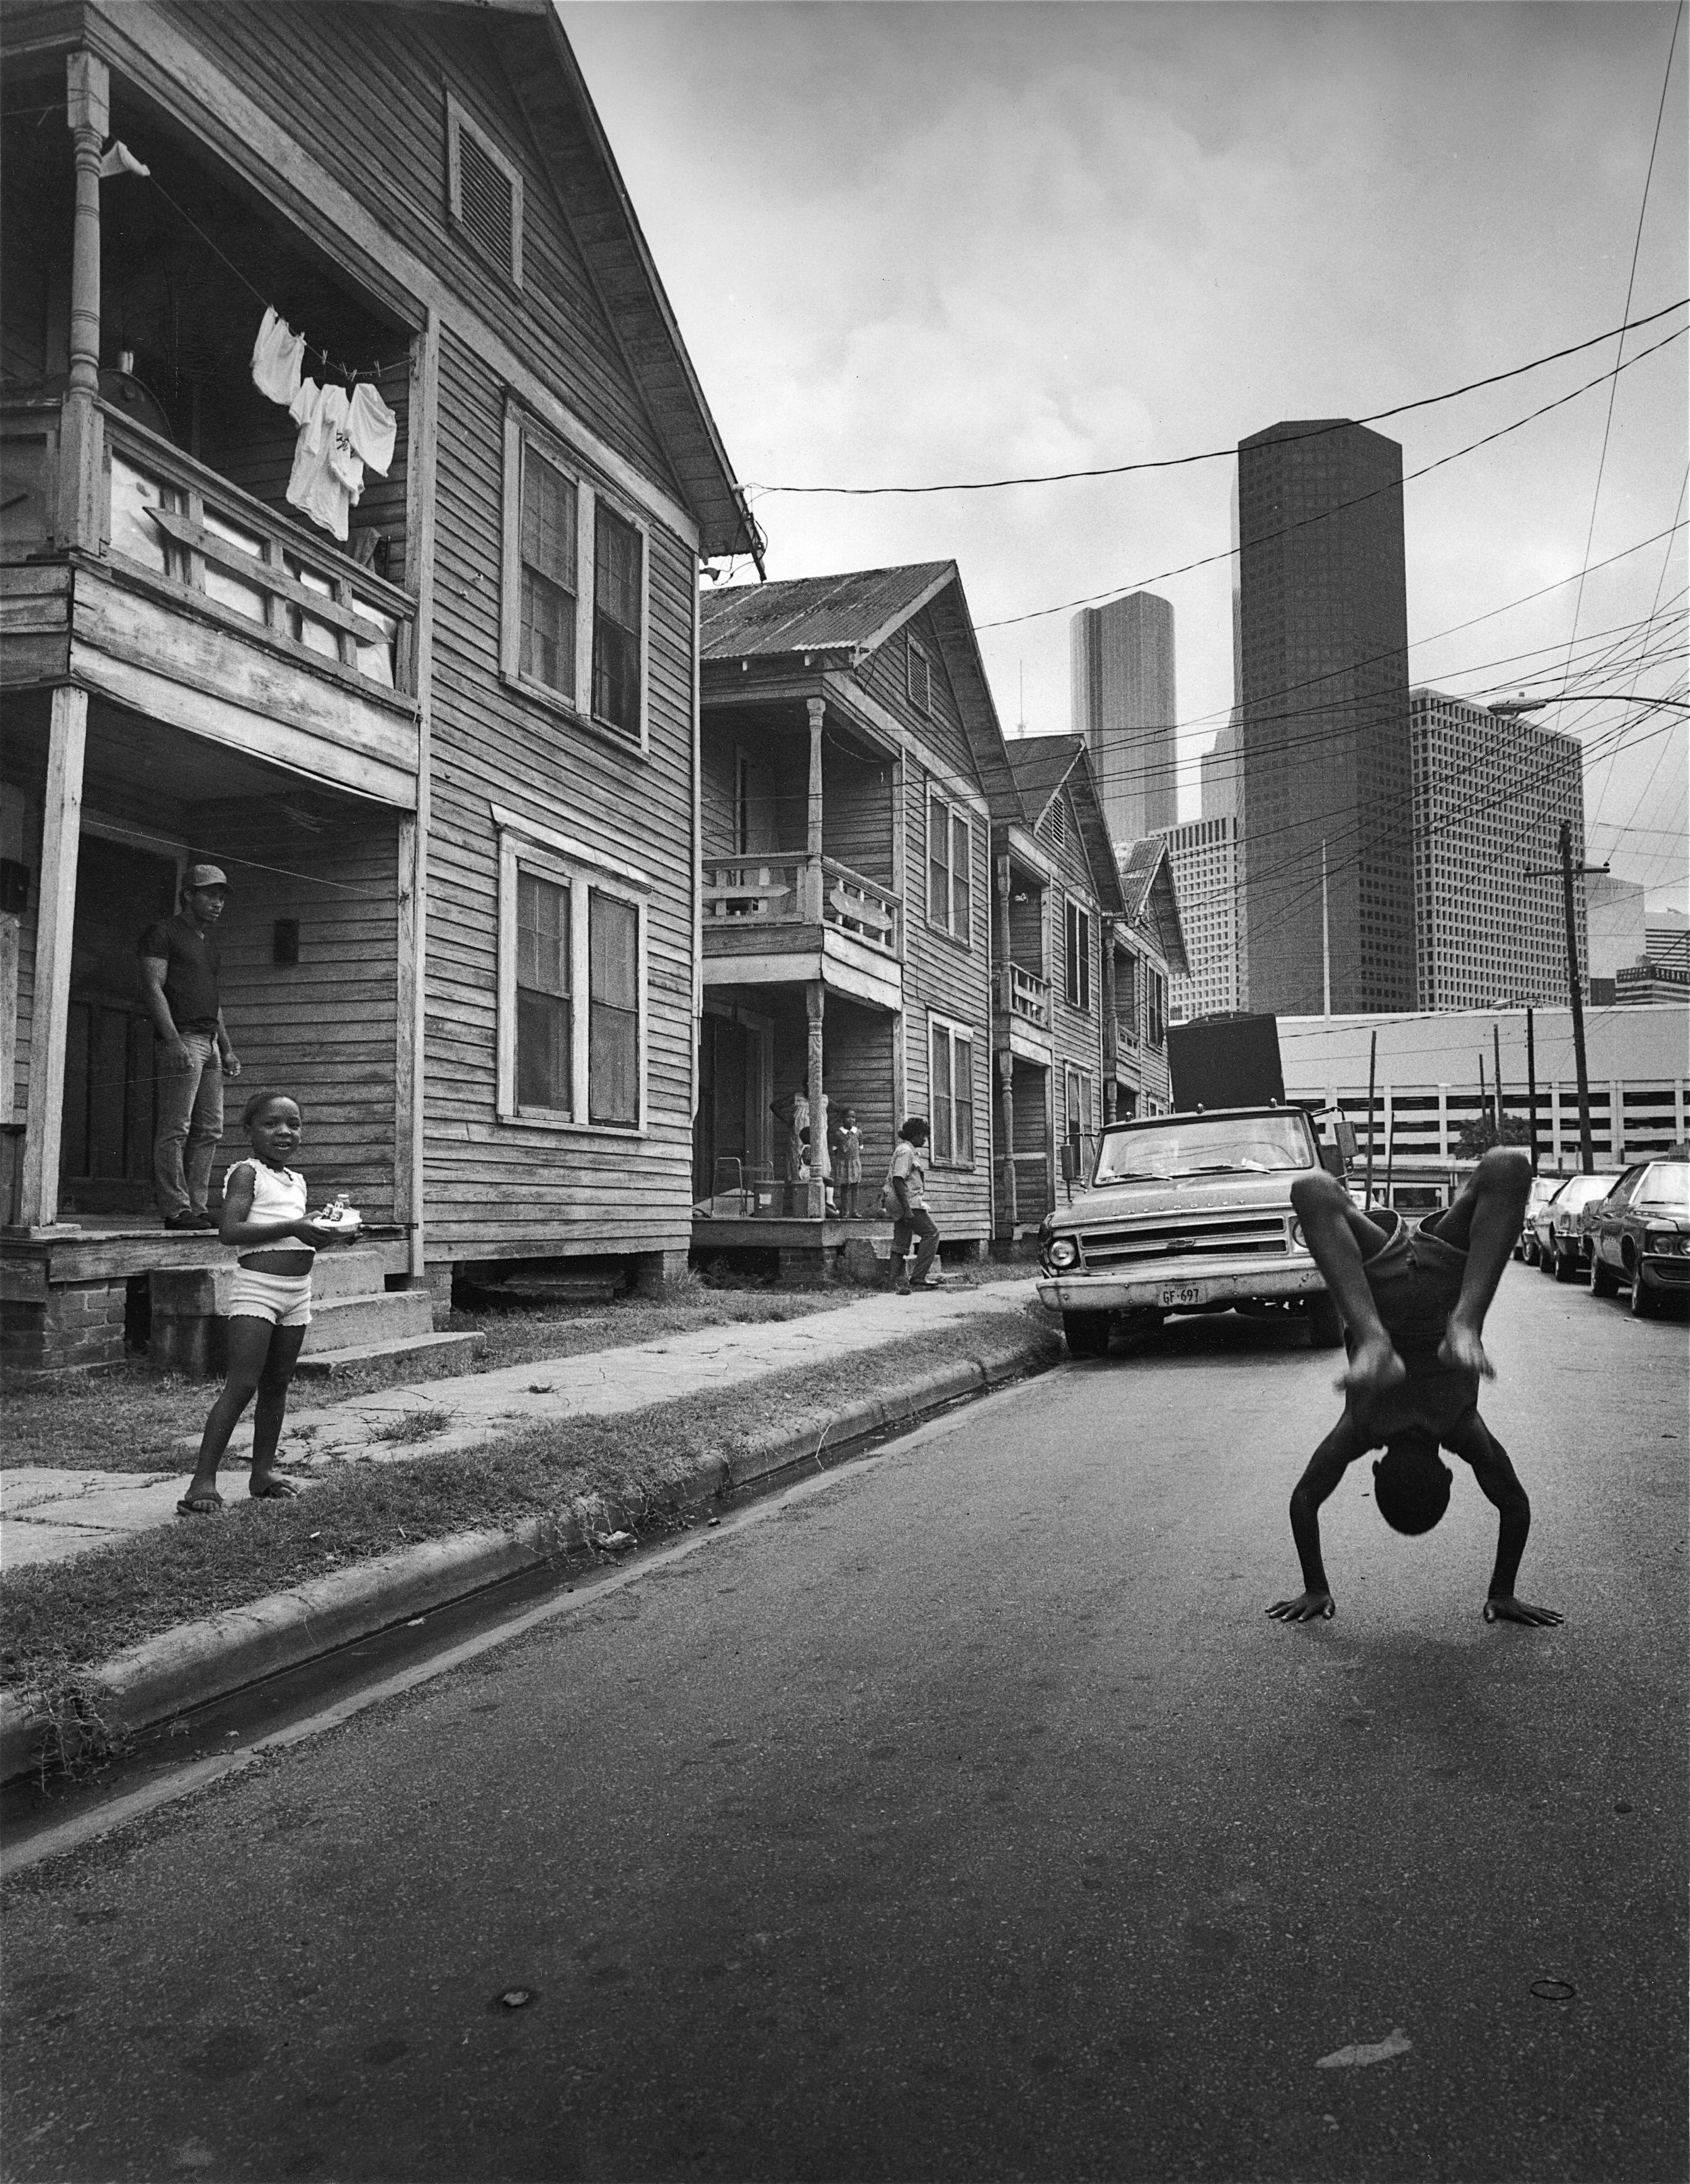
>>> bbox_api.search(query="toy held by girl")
[177,1092,358,1515]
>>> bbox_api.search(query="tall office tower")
[1409,688,1585,1007]
[1236,421,1416,1013]
[1155,816,1240,1021]
[1070,590,1178,848]
[1200,717,1239,821]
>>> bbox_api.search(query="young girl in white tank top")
[178,1092,347,1515]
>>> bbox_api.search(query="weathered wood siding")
[153,1,679,498]
[193,797,400,1218]
[1038,790,1105,1139]
[420,325,697,1260]
[821,997,896,1193]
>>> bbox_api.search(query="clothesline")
[145,171,409,387]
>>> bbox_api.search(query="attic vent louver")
[907,636,932,715]
[448,95,524,287]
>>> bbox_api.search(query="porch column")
[19,686,87,1229]
[58,52,107,551]
[806,979,826,1219]
[997,1049,1017,1236]
[1102,936,1118,1124]
[806,696,825,923]
[995,853,1011,1014]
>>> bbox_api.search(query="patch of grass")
[368,1406,455,1445]
[444,1284,854,1373]
[1,1306,1058,1711]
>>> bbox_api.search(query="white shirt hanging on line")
[285,377,397,542]
[251,307,305,406]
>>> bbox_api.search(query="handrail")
[821,855,900,955]
[1006,962,1051,1026]
[701,857,804,924]
[100,404,412,617]
[98,403,412,692]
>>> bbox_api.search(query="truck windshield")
[1094,1112,1315,1185]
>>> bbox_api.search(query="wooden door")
[693,1013,758,1204]
[59,836,178,1213]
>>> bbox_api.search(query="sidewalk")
[1,1279,1045,1571]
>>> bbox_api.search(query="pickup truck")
[1036,1103,1343,1358]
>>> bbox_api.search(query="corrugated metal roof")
[700,564,955,661]
[1000,734,1084,819]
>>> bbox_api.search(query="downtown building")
[1070,592,1178,850]
[1409,688,1585,1008]
[1235,421,1416,1014]
[1154,815,1239,1022]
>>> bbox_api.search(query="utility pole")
[1525,822,1608,1175]
[1365,1028,1377,1205]
[1526,1005,1538,1170]
[1492,1022,1503,1133]
[1320,839,1331,1018]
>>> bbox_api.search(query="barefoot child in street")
[1266,1147,1562,1630]
[177,1093,352,1515]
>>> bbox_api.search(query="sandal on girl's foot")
[248,1478,301,1500]
[176,1490,224,1515]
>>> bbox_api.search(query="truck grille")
[1079,1213,1290,1270]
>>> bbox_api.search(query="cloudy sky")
[562,2,1687,906]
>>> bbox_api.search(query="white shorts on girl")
[228,1265,313,1327]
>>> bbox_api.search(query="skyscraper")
[1155,815,1240,1021]
[1410,688,1585,1008]
[1070,591,1178,849]
[1236,421,1416,1014]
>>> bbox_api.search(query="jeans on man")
[153,1030,224,1218]
[891,1207,940,1289]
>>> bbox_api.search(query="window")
[1065,1066,1092,1148]
[446,94,523,287]
[927,790,973,945]
[497,815,648,1130]
[907,636,932,715]
[502,407,648,746]
[930,1017,975,1166]
[1065,899,1092,1012]
[1146,966,1166,1047]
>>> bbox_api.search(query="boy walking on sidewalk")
[1267,1147,1562,1630]
[885,1117,941,1294]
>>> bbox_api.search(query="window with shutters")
[446,95,523,287]
[929,1015,975,1168]
[926,788,973,947]
[1064,898,1092,1012]
[498,822,648,1131]
[502,405,650,749]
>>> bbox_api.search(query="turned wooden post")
[20,687,87,1229]
[806,978,825,1220]
[806,696,825,923]
[997,1047,1017,1237]
[58,52,107,550]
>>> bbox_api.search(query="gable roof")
[438,2,761,561]
[992,735,1129,919]
[701,565,955,663]
[1119,834,1190,976]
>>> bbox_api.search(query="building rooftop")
[700,564,954,662]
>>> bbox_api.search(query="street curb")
[0,1325,1057,1785]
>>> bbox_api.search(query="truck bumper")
[1037,1258,1326,1314]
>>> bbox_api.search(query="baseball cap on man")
[183,863,229,892]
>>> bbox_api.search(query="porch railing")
[1002,962,1051,1027]
[99,406,414,693]
[702,855,901,957]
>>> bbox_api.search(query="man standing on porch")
[139,863,241,1231]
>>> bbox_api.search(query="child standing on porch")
[836,1108,865,1218]
[176,1092,354,1515]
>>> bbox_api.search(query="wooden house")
[1109,835,1189,1118]
[0,1,756,1374]
[986,734,1129,1240]
[693,564,1010,1280]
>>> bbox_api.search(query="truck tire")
[1306,1293,1345,1350]
[1552,1240,1579,1283]
[1062,1310,1113,1360]
[1630,1271,1658,1319]
[1590,1252,1620,1299]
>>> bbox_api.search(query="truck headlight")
[1644,1228,1678,1252]
[1288,1218,1305,1248]
[1047,1237,1078,1270]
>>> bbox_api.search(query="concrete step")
[291,1329,484,1390]
[310,1248,408,1302]
[299,1288,435,1354]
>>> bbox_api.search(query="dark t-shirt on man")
[139,913,222,1032]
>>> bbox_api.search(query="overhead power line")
[747,296,1689,497]
[973,323,1689,630]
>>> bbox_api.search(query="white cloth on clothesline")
[250,307,304,406]
[285,377,397,542]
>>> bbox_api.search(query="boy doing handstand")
[1267,1147,1562,1630]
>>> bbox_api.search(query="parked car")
[1540,1171,1625,1281]
[1518,1173,1568,1265]
[1587,1160,1690,1316]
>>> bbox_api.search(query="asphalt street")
[3,1271,1685,2184]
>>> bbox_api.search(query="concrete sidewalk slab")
[0,1281,1044,1573]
